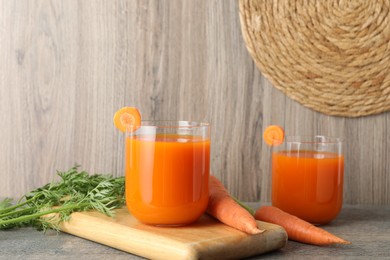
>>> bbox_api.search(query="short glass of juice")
[271,136,344,225]
[125,121,210,226]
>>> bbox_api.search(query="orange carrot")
[263,125,284,146]
[255,206,350,246]
[207,176,263,235]
[113,107,141,132]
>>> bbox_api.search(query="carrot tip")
[337,239,352,245]
[207,176,261,235]
[253,227,266,234]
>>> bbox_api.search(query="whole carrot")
[207,176,264,235]
[255,206,350,246]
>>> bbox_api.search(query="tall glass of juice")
[125,121,210,226]
[271,136,344,224]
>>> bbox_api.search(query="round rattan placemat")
[239,0,390,117]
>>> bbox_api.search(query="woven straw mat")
[239,0,390,117]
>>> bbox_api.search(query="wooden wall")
[1,0,389,205]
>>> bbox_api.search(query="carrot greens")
[0,165,125,231]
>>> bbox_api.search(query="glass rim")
[283,135,343,144]
[129,120,210,129]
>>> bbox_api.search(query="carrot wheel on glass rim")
[263,125,284,146]
[113,107,141,132]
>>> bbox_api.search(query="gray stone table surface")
[1,203,390,260]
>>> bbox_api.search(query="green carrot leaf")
[0,165,125,231]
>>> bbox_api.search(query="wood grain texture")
[0,0,389,205]
[56,208,287,259]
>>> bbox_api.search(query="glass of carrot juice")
[125,121,210,226]
[271,136,344,225]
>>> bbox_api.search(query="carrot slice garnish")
[113,107,141,132]
[263,125,284,146]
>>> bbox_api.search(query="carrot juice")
[272,150,344,224]
[271,136,344,225]
[125,121,210,226]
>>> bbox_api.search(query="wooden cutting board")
[58,208,287,259]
